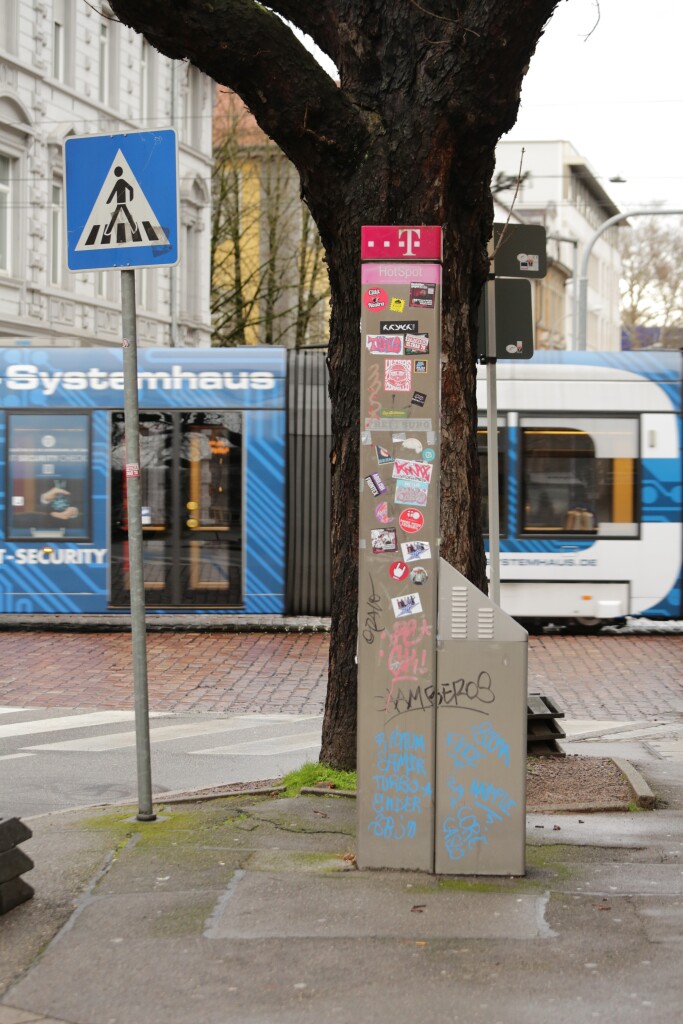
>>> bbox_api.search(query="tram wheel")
[572,616,605,634]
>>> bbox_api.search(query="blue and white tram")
[479,351,682,628]
[0,347,680,626]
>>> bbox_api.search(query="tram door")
[110,411,242,607]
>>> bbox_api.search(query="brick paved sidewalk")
[0,629,681,721]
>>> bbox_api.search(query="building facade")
[0,0,213,348]
[211,88,329,349]
[494,140,624,351]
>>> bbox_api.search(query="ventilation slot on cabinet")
[478,607,495,640]
[450,586,467,638]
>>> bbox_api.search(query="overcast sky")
[505,0,683,212]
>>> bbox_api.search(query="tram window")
[478,422,506,535]
[7,413,90,540]
[110,411,242,607]
[521,417,638,537]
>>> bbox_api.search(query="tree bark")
[110,0,561,770]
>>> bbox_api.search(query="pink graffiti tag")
[366,362,382,421]
[379,617,432,712]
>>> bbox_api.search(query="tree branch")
[262,1,342,69]
[109,0,367,177]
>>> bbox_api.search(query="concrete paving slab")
[547,861,683,896]
[649,735,683,759]
[207,869,550,940]
[637,897,683,942]
[0,819,117,997]
[6,928,682,1024]
[0,1009,46,1024]
[562,719,647,739]
[93,845,245,895]
[560,739,660,761]
[528,809,683,847]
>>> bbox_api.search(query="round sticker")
[389,560,409,582]
[364,286,388,311]
[409,566,428,586]
[399,508,424,534]
[422,447,436,462]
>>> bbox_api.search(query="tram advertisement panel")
[8,413,90,540]
[0,349,287,615]
[356,229,442,871]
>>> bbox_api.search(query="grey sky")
[505,0,683,211]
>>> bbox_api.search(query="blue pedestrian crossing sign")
[64,129,179,271]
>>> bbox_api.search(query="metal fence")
[286,348,332,614]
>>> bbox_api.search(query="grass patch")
[282,761,357,797]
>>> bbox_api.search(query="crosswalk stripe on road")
[0,707,322,758]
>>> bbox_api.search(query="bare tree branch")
[261,1,342,68]
[109,0,367,178]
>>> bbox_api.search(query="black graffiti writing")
[378,671,495,720]
[362,574,385,644]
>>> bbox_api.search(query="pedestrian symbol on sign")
[75,151,170,252]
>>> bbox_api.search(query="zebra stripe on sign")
[75,150,170,252]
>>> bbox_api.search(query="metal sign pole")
[121,269,155,822]
[485,279,501,606]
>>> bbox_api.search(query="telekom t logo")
[398,228,421,256]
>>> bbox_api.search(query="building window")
[98,20,109,103]
[1,0,18,54]
[137,268,147,309]
[0,154,12,274]
[50,181,63,286]
[181,66,204,149]
[53,0,64,79]
[140,40,155,122]
[182,223,199,317]
[52,0,75,86]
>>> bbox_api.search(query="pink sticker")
[374,501,393,524]
[364,287,388,311]
[384,359,412,392]
[125,463,140,478]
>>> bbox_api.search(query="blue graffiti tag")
[369,729,429,841]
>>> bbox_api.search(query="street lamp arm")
[578,208,683,350]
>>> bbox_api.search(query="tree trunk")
[109,0,561,771]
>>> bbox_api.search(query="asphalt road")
[0,707,322,817]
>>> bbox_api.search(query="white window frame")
[53,23,63,79]
[98,20,109,104]
[52,0,75,87]
[1,0,18,55]
[50,179,64,287]
[0,153,14,276]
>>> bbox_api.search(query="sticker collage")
[360,268,440,631]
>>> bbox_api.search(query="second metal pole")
[486,359,501,606]
[121,268,155,822]
[484,279,501,605]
